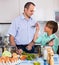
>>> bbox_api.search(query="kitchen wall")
[0,22,59,38]
[19,0,59,21]
[0,24,10,36]
[0,0,59,23]
[0,0,59,38]
[0,0,19,23]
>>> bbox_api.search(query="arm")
[9,35,16,47]
[26,22,40,50]
[9,35,23,54]
[33,22,40,42]
[33,28,39,42]
[26,30,39,50]
[9,35,18,51]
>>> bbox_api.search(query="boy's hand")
[35,22,40,31]
[48,40,54,46]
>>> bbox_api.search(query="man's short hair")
[24,2,35,9]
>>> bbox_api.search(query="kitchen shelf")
[0,23,11,24]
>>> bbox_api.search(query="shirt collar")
[44,32,55,37]
[45,32,55,39]
[20,13,32,20]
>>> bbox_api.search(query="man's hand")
[26,41,34,51]
[16,48,23,55]
[26,44,32,51]
[26,22,40,51]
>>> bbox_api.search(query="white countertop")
[15,54,59,65]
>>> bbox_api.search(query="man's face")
[24,4,35,18]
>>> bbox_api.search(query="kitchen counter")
[15,54,59,65]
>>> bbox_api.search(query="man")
[8,2,39,54]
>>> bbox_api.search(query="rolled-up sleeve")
[8,20,18,37]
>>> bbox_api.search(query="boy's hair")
[46,20,58,34]
[24,2,35,9]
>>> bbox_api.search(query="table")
[16,54,59,65]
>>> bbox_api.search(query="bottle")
[50,50,54,65]
[41,46,44,56]
[50,55,54,65]
[43,48,48,60]
[43,47,48,65]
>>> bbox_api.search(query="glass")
[34,44,41,57]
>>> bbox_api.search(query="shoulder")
[12,16,21,22]
[52,34,58,39]
[42,32,47,36]
[11,15,23,25]
[52,34,59,43]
